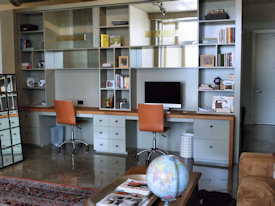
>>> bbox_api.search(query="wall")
[54,70,99,107]
[242,1,275,123]
[241,1,275,152]
[0,10,15,74]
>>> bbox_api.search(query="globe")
[146,155,189,205]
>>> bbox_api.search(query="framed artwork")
[106,80,114,88]
[119,56,129,68]
[200,55,215,67]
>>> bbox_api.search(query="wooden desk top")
[124,166,201,206]
[20,106,234,121]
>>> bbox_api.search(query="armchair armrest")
[238,152,274,182]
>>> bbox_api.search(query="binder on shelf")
[101,34,109,48]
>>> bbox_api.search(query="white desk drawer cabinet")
[193,119,230,165]
[0,118,10,130]
[108,116,125,128]
[94,138,109,152]
[93,114,127,154]
[9,117,19,128]
[194,119,229,140]
[194,139,229,163]
[94,127,109,139]
[94,115,108,127]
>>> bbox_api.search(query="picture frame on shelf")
[106,80,114,88]
[119,56,129,68]
[200,55,215,67]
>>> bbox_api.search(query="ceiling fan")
[9,0,46,7]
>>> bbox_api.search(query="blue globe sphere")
[146,155,189,203]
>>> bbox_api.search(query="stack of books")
[115,74,129,89]
[217,52,234,67]
[199,84,213,90]
[96,179,152,206]
[218,27,235,43]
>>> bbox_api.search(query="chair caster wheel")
[57,147,61,152]
[86,146,89,151]
[135,155,139,159]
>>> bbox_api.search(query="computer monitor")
[145,81,181,109]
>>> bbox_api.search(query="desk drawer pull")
[209,145,213,149]
[115,120,118,123]
[100,143,103,146]
[210,125,213,128]
[99,120,102,122]
[99,132,103,134]
[13,133,16,135]
[11,122,15,124]
[115,132,118,135]
[115,145,119,148]
[0,123,2,125]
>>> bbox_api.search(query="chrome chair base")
[58,126,89,152]
[135,132,168,164]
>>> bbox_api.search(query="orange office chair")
[136,104,168,163]
[55,100,89,152]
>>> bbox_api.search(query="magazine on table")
[96,193,146,206]
[115,179,151,197]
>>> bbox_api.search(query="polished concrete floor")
[0,144,238,198]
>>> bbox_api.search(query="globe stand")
[162,200,172,206]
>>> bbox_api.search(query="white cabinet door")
[9,116,19,128]
[0,118,10,130]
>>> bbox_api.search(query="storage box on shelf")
[0,74,23,168]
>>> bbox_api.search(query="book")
[115,179,151,197]
[110,35,121,47]
[96,193,145,206]
[101,34,109,47]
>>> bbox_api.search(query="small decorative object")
[146,155,189,206]
[105,97,110,108]
[37,60,45,69]
[200,55,215,67]
[205,9,229,20]
[119,56,129,68]
[120,98,129,109]
[26,77,35,87]
[102,63,112,68]
[106,80,114,88]
[110,35,121,47]
[213,76,222,89]
[111,20,128,25]
[38,80,45,87]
